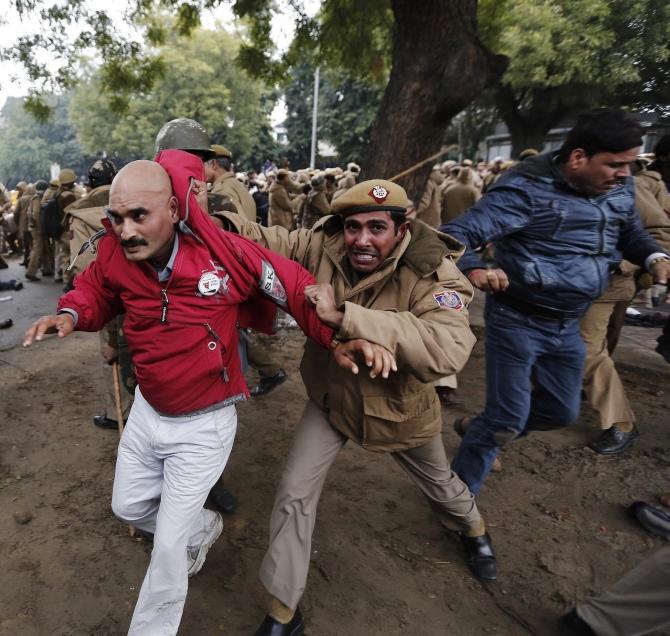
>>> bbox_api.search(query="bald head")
[111,160,172,201]
[106,160,179,265]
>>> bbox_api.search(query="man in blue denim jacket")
[441,109,670,494]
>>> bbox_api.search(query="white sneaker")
[187,512,223,577]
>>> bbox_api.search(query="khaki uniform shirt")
[211,173,256,222]
[222,213,476,452]
[442,183,480,224]
[598,169,670,303]
[416,177,443,228]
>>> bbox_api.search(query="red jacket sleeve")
[57,234,123,331]
[228,233,334,349]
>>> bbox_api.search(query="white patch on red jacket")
[260,261,288,306]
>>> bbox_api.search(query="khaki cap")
[331,179,408,216]
[277,168,290,178]
[50,178,60,187]
[211,144,232,159]
[58,168,76,185]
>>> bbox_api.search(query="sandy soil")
[1,288,669,635]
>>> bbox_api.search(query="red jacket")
[59,151,333,415]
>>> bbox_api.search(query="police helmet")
[88,159,117,188]
[58,168,77,185]
[155,118,215,158]
[34,180,49,193]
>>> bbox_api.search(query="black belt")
[495,293,576,322]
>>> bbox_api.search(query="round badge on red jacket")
[198,271,221,296]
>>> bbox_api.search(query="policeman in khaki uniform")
[221,179,496,636]
[297,172,330,229]
[269,169,299,229]
[416,167,444,228]
[54,168,78,288]
[25,180,52,281]
[205,144,257,221]
[580,160,670,454]
[204,145,288,397]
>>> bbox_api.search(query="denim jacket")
[441,153,663,318]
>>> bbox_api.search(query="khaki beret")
[211,144,232,159]
[462,159,473,167]
[277,168,290,178]
[50,178,60,187]
[331,179,408,216]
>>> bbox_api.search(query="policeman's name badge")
[433,290,463,310]
[198,271,221,296]
[369,185,388,204]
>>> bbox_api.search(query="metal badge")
[198,271,221,296]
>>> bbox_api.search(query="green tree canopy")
[69,22,277,169]
[479,0,670,154]
[0,95,90,187]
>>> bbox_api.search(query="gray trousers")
[577,546,670,636]
[259,400,482,609]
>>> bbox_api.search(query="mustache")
[120,238,149,248]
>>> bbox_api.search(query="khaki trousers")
[246,334,280,378]
[26,227,53,277]
[577,546,670,636]
[259,400,482,609]
[580,302,635,429]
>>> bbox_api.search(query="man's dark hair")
[389,209,407,232]
[213,157,232,172]
[557,108,643,162]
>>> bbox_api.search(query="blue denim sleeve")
[439,183,534,272]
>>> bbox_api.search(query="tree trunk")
[365,0,505,201]
[494,84,577,159]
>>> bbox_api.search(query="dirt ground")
[1,286,669,635]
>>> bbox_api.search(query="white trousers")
[111,388,237,635]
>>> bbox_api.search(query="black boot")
[255,607,304,636]
[459,532,497,581]
[210,480,237,514]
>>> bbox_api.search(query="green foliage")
[479,0,670,112]
[0,95,90,186]
[69,22,278,169]
[282,61,383,167]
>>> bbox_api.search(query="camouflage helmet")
[87,158,117,188]
[34,180,49,193]
[155,118,215,158]
[58,168,77,185]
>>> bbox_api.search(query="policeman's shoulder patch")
[433,289,464,310]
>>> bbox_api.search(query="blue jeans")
[452,296,586,494]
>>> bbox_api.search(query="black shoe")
[588,425,639,455]
[628,501,670,540]
[255,607,304,636]
[209,482,237,514]
[13,281,23,290]
[435,387,463,406]
[558,609,596,636]
[0,319,13,329]
[250,369,288,397]
[18,260,28,266]
[459,532,497,581]
[25,274,40,282]
[92,415,119,430]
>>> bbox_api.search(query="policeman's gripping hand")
[333,339,397,379]
[23,314,74,347]
[466,268,509,293]
[305,283,344,328]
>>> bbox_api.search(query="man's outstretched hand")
[333,339,397,379]
[23,314,75,347]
